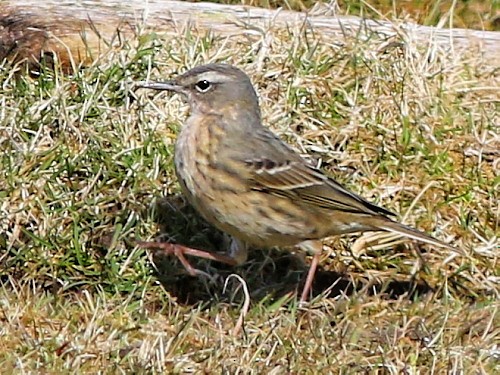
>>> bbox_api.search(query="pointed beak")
[134,80,183,93]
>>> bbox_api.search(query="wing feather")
[247,158,394,217]
[222,127,395,217]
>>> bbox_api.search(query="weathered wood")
[1,0,499,71]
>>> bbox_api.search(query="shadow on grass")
[147,195,434,305]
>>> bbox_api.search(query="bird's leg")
[298,240,323,303]
[137,241,240,276]
[300,252,321,303]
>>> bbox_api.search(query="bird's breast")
[174,115,244,210]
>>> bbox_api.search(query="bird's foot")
[136,241,239,276]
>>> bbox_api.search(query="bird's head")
[136,64,261,120]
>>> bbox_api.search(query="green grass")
[0,11,498,373]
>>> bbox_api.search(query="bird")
[135,63,460,302]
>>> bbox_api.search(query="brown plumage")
[136,63,459,302]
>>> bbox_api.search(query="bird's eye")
[195,80,211,93]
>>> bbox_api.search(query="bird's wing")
[241,129,395,217]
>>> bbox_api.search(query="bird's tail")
[365,216,463,255]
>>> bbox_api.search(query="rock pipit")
[136,63,459,302]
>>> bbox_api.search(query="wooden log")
[1,0,499,72]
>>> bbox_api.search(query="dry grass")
[215,0,500,31]
[0,4,499,373]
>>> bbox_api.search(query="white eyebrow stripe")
[196,71,234,83]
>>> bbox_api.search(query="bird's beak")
[134,80,183,93]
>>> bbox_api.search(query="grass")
[211,0,500,31]
[0,4,499,373]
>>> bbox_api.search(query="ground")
[0,1,498,373]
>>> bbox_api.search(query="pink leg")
[300,252,321,303]
[137,241,239,276]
